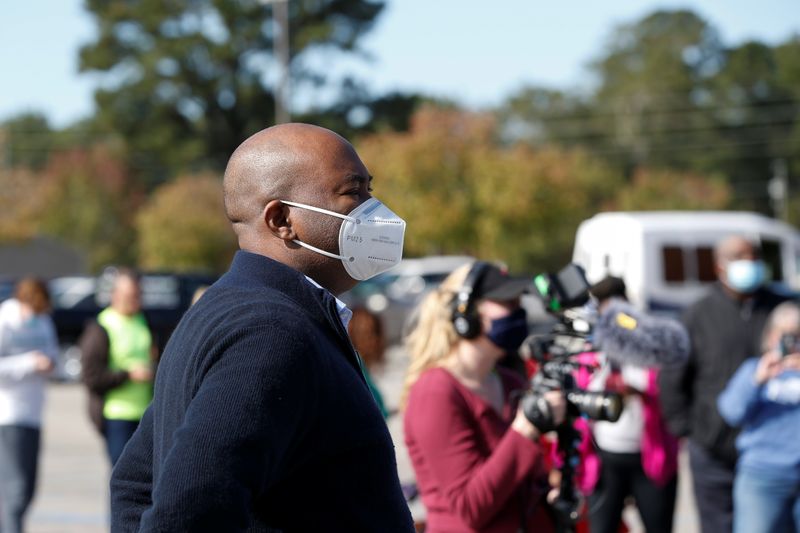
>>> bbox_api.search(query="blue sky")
[1,0,798,128]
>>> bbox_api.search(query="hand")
[544,390,567,427]
[512,407,541,440]
[755,351,783,384]
[128,365,154,383]
[512,390,568,439]
[33,353,54,374]
[548,469,562,488]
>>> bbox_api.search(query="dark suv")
[48,272,217,381]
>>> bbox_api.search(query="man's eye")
[347,187,372,195]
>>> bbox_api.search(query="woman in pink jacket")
[576,276,680,533]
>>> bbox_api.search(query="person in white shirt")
[0,278,57,533]
[582,276,679,533]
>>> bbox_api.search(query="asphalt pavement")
[27,383,109,533]
[26,345,700,532]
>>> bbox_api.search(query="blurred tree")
[706,41,797,211]
[0,113,55,170]
[36,145,140,272]
[300,90,427,140]
[357,106,624,272]
[587,10,724,172]
[79,0,389,187]
[500,10,725,173]
[136,174,236,273]
[497,87,599,149]
[0,167,50,241]
[500,10,800,217]
[612,168,732,211]
[774,36,800,185]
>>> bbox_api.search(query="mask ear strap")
[281,200,357,223]
[292,239,354,263]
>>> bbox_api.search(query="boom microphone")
[593,299,690,368]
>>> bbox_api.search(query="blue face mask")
[486,308,529,352]
[726,259,766,294]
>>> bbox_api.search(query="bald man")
[659,235,788,533]
[110,124,413,532]
[80,269,155,465]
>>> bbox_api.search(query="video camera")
[523,263,623,425]
[520,264,624,531]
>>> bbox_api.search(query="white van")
[572,211,800,314]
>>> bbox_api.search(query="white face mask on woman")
[281,197,406,281]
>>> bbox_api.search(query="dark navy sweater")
[110,251,414,532]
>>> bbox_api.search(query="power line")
[502,101,799,125]
[511,119,797,144]
[555,138,795,159]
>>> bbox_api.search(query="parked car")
[48,276,101,382]
[47,271,217,382]
[0,277,17,303]
[341,256,475,344]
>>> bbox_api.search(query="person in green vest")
[80,268,156,465]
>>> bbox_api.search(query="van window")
[696,247,716,282]
[761,238,783,282]
[662,245,721,284]
[662,246,685,282]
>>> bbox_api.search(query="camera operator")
[717,301,800,533]
[401,261,566,533]
[576,276,681,533]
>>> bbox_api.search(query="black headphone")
[451,261,491,339]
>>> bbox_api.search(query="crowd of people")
[395,233,799,533]
[0,123,798,533]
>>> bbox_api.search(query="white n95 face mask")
[281,197,406,281]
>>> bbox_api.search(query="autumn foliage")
[357,106,731,272]
[136,174,236,273]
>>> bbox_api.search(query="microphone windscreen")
[594,299,690,368]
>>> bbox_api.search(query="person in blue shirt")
[718,301,800,533]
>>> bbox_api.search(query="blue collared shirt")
[303,276,353,330]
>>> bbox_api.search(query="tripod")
[550,421,583,533]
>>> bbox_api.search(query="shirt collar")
[304,275,353,330]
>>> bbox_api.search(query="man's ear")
[264,200,297,241]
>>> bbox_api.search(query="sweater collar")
[227,250,353,339]
[229,249,315,288]
[223,251,365,380]
[303,275,352,330]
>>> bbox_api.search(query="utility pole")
[260,0,290,124]
[768,158,789,222]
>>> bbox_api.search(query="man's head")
[223,123,375,295]
[110,269,142,317]
[714,235,765,296]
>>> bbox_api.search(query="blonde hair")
[399,263,474,411]
[191,285,209,306]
